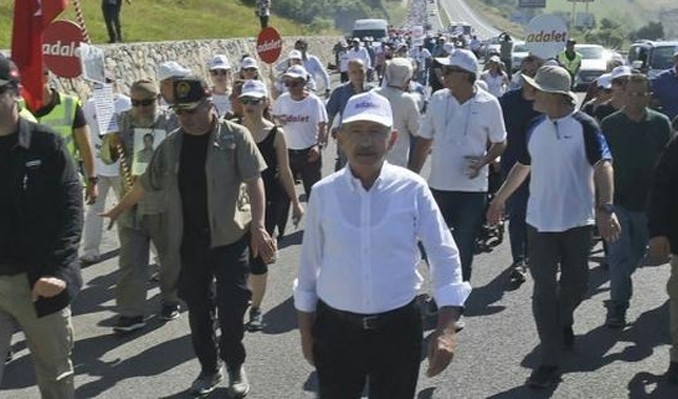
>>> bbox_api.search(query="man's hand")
[426,327,457,377]
[292,202,305,228]
[649,236,672,263]
[464,156,484,179]
[31,277,67,302]
[298,311,316,366]
[99,205,124,230]
[85,181,98,205]
[250,226,276,263]
[596,212,622,243]
[486,197,505,226]
[308,145,321,163]
[330,127,340,139]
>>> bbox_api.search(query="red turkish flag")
[11,0,68,111]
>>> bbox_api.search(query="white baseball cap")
[240,57,259,70]
[282,65,308,80]
[288,49,303,60]
[610,65,632,80]
[157,61,191,81]
[208,54,231,70]
[436,49,478,74]
[239,79,267,99]
[341,91,393,127]
[596,73,612,89]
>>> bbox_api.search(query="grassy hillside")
[0,0,338,49]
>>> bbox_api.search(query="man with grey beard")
[102,79,182,333]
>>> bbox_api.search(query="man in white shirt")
[487,65,620,388]
[374,58,421,167]
[295,91,470,398]
[346,38,372,76]
[294,39,332,98]
[410,49,507,283]
[272,65,328,198]
[80,78,132,264]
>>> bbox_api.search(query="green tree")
[584,17,627,49]
[629,21,664,41]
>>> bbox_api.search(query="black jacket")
[648,135,678,255]
[5,118,83,317]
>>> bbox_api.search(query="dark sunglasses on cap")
[210,69,230,76]
[131,98,155,107]
[240,97,264,105]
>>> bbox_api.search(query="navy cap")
[172,77,211,110]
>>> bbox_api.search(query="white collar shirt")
[418,88,507,192]
[294,162,471,314]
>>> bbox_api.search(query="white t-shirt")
[83,94,132,177]
[272,93,328,150]
[374,86,421,168]
[211,92,232,117]
[519,112,611,232]
[480,71,507,98]
[345,46,372,69]
[419,88,507,192]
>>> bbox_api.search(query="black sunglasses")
[131,98,155,107]
[240,97,264,105]
[443,67,467,75]
[243,68,258,73]
[175,107,201,116]
[210,69,229,76]
[284,80,305,87]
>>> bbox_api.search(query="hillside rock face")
[54,36,342,96]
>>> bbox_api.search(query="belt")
[288,146,313,155]
[318,300,416,330]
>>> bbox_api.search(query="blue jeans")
[607,206,648,308]
[431,190,487,282]
[507,181,529,264]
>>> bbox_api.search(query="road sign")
[43,20,85,79]
[519,0,546,7]
[257,27,283,64]
[525,14,569,59]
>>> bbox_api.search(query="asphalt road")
[438,0,500,39]
[3,125,678,398]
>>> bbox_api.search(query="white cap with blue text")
[239,79,268,99]
[341,91,393,127]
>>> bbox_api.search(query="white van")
[352,19,388,41]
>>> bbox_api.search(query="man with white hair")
[488,65,620,388]
[410,49,507,285]
[374,58,421,167]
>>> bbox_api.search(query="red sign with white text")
[43,20,85,78]
[257,27,283,64]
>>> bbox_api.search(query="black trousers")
[179,232,251,374]
[101,0,123,42]
[313,301,423,399]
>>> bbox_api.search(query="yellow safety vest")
[557,50,582,77]
[21,93,80,160]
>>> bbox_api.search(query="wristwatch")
[597,203,615,214]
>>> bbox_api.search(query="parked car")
[573,44,607,91]
[627,40,678,79]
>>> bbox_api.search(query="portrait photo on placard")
[132,127,166,176]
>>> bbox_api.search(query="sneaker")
[161,304,180,321]
[508,260,528,286]
[227,366,250,398]
[113,316,146,333]
[605,303,627,328]
[563,326,574,350]
[190,369,223,396]
[527,365,560,388]
[246,308,264,332]
[80,254,100,266]
[667,361,678,385]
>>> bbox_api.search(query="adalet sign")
[525,14,569,59]
[256,27,283,64]
[43,20,85,78]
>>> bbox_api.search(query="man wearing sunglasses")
[593,65,632,123]
[272,65,328,200]
[102,77,273,397]
[600,74,673,328]
[0,53,83,399]
[410,49,507,285]
[102,79,182,334]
